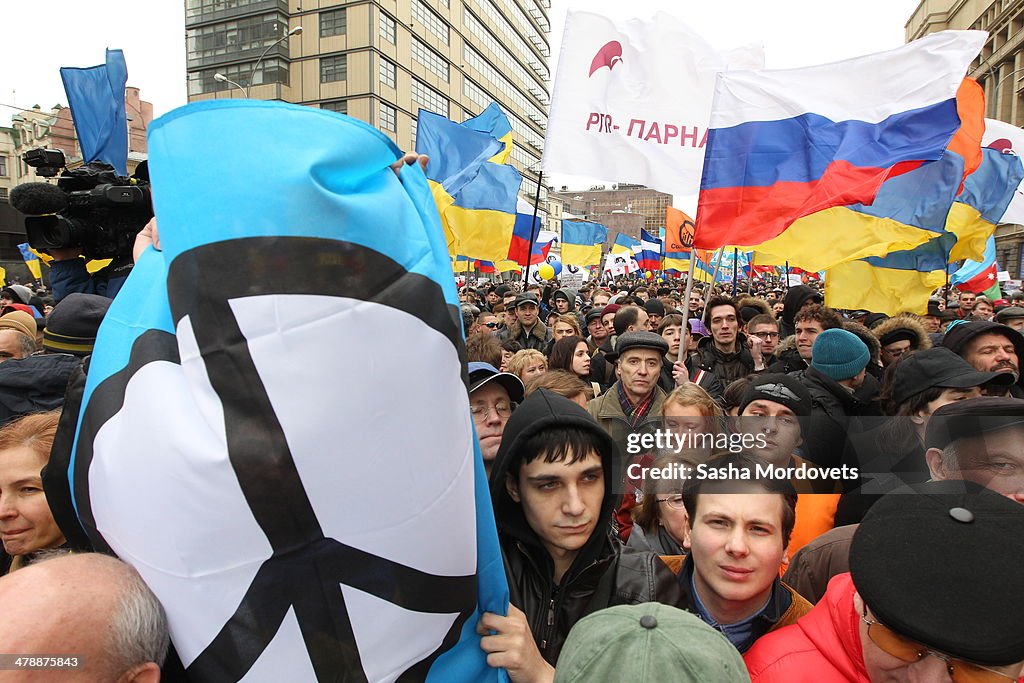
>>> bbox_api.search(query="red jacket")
[744,573,869,682]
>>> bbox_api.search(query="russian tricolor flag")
[695,30,986,251]
[507,212,555,266]
[637,229,662,271]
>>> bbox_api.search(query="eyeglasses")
[861,608,1017,682]
[482,322,500,329]
[751,331,779,340]
[471,401,515,421]
[656,494,685,509]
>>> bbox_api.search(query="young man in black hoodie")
[481,389,682,680]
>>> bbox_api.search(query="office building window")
[379,58,396,89]
[187,13,289,60]
[320,8,347,37]
[411,37,448,80]
[379,12,396,44]
[322,100,347,114]
[0,157,6,177]
[411,119,418,146]
[0,188,7,203]
[188,58,289,95]
[379,102,396,131]
[411,78,448,117]
[320,55,347,83]
[411,0,449,44]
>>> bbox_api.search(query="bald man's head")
[0,552,168,682]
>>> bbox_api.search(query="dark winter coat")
[790,367,878,470]
[690,334,755,386]
[489,389,683,664]
[779,285,822,338]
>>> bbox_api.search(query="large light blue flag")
[61,100,508,682]
[60,48,129,175]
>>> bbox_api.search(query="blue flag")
[60,48,129,175]
[63,101,508,681]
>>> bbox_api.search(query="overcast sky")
[1,0,922,202]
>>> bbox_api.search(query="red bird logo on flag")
[589,41,623,76]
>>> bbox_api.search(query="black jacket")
[658,355,725,401]
[779,285,821,338]
[489,389,682,664]
[690,334,755,386]
[791,366,878,469]
[0,353,81,427]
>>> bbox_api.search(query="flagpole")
[523,170,544,286]
[785,261,791,293]
[703,247,725,312]
[747,252,755,294]
[731,247,739,297]
[679,255,697,364]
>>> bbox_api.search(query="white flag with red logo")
[982,118,1024,224]
[542,11,763,197]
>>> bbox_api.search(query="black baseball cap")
[512,293,540,309]
[891,347,1013,406]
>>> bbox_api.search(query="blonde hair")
[551,314,582,337]
[507,349,547,381]
[662,384,723,418]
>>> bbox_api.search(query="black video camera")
[12,148,152,261]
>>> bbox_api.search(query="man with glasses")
[745,483,1024,682]
[468,362,525,476]
[747,313,781,370]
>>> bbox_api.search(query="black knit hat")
[941,320,1024,360]
[643,298,666,318]
[739,373,812,417]
[851,483,1024,666]
[42,293,111,356]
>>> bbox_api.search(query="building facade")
[549,184,672,250]
[907,0,1024,278]
[184,0,551,199]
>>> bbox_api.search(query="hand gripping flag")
[695,30,986,254]
[56,101,509,682]
[60,48,129,176]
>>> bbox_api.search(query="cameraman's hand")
[49,247,82,262]
[391,153,429,176]
[133,218,161,263]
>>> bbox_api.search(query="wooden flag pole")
[678,255,698,364]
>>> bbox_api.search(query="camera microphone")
[9,182,68,215]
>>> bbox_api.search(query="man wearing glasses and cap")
[745,483,1024,682]
[468,362,525,476]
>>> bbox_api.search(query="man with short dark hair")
[497,293,553,351]
[481,390,682,677]
[669,453,811,653]
[690,296,756,384]
[955,290,977,319]
[584,307,609,348]
[768,304,842,374]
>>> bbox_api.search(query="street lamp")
[988,67,1024,119]
[213,72,246,98]
[246,25,302,97]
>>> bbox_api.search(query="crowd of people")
[0,215,1023,680]
[460,274,1024,682]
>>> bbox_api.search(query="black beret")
[851,483,1024,666]
[739,373,812,417]
[605,331,669,363]
[924,396,1024,451]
